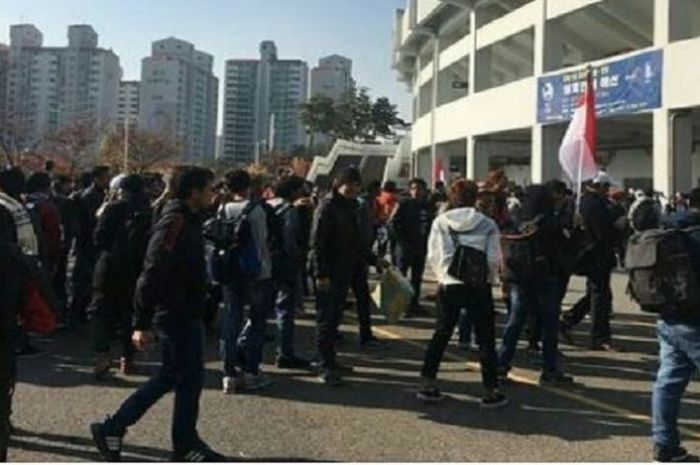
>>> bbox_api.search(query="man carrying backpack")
[89,175,152,378]
[389,178,434,318]
[219,170,275,393]
[646,187,700,462]
[497,184,574,385]
[267,176,311,369]
[417,179,507,408]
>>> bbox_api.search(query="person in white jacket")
[417,179,508,409]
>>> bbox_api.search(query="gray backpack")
[625,227,700,316]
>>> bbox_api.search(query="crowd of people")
[1,161,699,462]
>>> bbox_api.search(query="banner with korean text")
[537,49,663,124]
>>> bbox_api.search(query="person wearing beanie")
[310,166,388,386]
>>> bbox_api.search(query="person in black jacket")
[389,178,434,318]
[310,167,387,386]
[70,166,110,325]
[90,175,152,379]
[497,184,574,385]
[90,166,226,462]
[560,177,618,350]
[0,241,27,462]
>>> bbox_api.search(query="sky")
[0,0,411,129]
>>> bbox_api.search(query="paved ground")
[8,273,700,462]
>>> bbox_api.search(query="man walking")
[389,178,434,318]
[90,166,225,462]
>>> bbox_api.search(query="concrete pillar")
[466,135,476,179]
[653,109,672,196]
[655,0,671,47]
[430,34,440,187]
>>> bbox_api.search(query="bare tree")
[38,118,103,175]
[100,125,182,174]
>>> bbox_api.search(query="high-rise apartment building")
[0,44,8,131]
[117,80,140,126]
[5,24,121,148]
[222,41,308,164]
[310,54,354,100]
[138,37,218,160]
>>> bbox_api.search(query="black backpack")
[260,201,288,282]
[447,229,489,288]
[501,215,549,284]
[204,202,261,285]
[625,227,700,316]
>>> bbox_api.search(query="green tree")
[299,94,336,154]
[371,97,399,139]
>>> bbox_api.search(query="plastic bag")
[372,266,414,324]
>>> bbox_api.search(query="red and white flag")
[558,71,598,184]
[433,157,446,185]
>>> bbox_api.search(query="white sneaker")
[222,376,241,394]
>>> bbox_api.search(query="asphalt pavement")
[8,273,700,462]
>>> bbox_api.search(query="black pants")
[316,267,374,369]
[561,267,612,345]
[0,358,13,463]
[421,284,499,390]
[71,250,95,322]
[394,244,426,311]
[90,286,135,360]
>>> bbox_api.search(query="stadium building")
[392,0,700,194]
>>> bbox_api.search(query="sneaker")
[94,353,112,379]
[119,357,137,376]
[173,444,227,462]
[318,369,343,386]
[360,337,388,350]
[481,392,509,409]
[416,387,444,403]
[276,355,311,369]
[539,371,575,386]
[241,372,273,391]
[654,445,700,462]
[559,326,575,345]
[90,420,124,462]
[16,345,47,359]
[589,342,622,352]
[222,375,244,394]
[311,359,354,374]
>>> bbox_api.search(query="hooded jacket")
[311,191,377,279]
[427,207,502,286]
[133,199,207,330]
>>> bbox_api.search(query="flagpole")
[575,65,594,215]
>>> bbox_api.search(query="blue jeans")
[221,279,276,377]
[106,321,205,454]
[276,278,299,358]
[652,318,700,449]
[498,279,563,373]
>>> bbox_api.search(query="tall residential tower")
[138,37,218,160]
[222,41,308,165]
